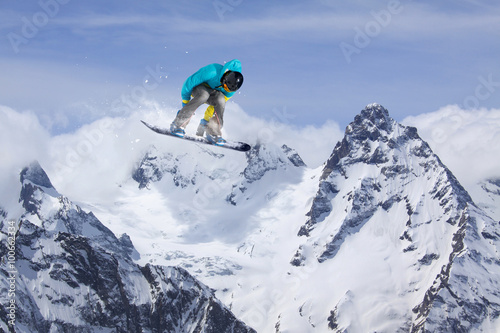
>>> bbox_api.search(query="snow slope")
[469,178,500,222]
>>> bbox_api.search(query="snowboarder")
[170,59,244,146]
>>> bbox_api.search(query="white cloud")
[44,103,172,202]
[0,106,51,212]
[403,105,500,189]
[222,103,343,168]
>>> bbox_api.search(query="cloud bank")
[0,102,343,207]
[403,105,500,189]
[0,106,51,211]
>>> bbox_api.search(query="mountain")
[121,104,500,332]
[0,161,256,333]
[470,178,500,222]
[288,104,500,332]
[3,103,499,333]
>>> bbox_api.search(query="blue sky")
[1,0,499,133]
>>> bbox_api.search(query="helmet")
[221,71,244,92]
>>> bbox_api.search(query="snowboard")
[141,120,251,152]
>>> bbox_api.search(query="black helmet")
[221,71,243,92]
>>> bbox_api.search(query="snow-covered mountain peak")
[347,103,395,138]
[20,161,56,191]
[286,105,500,331]
[18,161,122,251]
[303,103,472,239]
[321,104,407,182]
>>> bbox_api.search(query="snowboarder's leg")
[172,85,211,128]
[205,91,226,137]
[196,106,214,136]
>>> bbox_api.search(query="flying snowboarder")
[169,59,244,146]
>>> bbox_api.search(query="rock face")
[293,104,500,331]
[0,161,255,333]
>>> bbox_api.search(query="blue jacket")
[181,59,242,103]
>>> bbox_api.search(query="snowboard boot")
[170,123,185,138]
[196,119,209,137]
[206,133,226,146]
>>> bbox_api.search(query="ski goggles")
[222,83,233,92]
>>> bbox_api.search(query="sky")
[1,0,500,210]
[1,0,499,133]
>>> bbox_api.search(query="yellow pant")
[203,105,216,122]
[175,85,230,136]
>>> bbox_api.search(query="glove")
[182,100,190,107]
